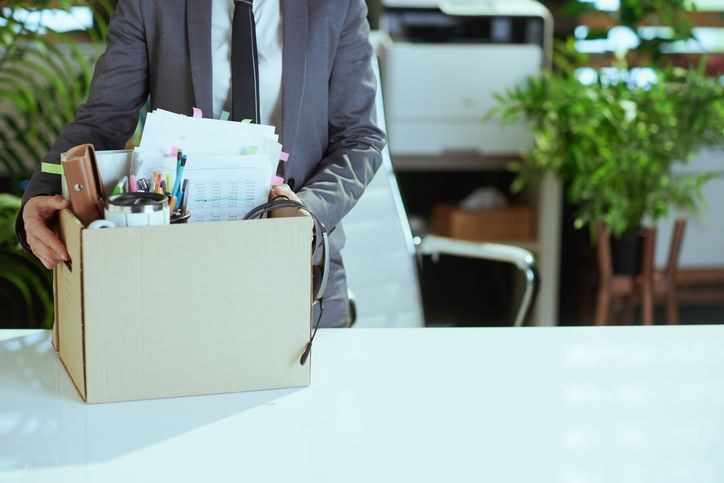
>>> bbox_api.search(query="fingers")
[23,195,70,264]
[268,185,310,219]
[26,218,69,261]
[45,195,70,212]
[24,216,69,262]
[45,195,71,213]
[26,194,70,218]
[27,233,64,269]
[271,184,299,202]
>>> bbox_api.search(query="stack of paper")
[135,109,284,223]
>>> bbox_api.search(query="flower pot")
[610,230,645,276]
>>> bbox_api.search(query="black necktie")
[231,0,260,123]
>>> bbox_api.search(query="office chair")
[341,59,539,328]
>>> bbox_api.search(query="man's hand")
[269,184,309,218]
[23,195,71,269]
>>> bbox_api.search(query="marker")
[112,176,127,196]
[154,172,164,194]
[169,195,177,214]
[165,173,172,195]
[160,180,167,194]
[129,175,137,193]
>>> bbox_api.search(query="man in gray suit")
[16,0,385,328]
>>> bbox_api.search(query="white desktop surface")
[1,327,723,483]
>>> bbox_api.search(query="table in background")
[1,327,723,483]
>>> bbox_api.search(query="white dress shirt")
[211,0,283,127]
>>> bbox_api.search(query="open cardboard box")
[52,209,313,404]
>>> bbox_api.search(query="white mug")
[89,192,169,229]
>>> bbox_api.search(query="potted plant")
[0,2,113,328]
[494,50,723,273]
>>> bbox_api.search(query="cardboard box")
[432,204,534,243]
[52,209,313,404]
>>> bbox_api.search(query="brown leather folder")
[62,144,105,227]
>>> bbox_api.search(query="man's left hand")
[269,184,309,218]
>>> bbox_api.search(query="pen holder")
[170,211,191,224]
[103,192,169,228]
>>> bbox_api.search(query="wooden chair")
[594,219,686,325]
[647,219,687,325]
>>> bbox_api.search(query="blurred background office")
[0,0,722,329]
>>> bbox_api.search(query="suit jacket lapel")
[186,0,213,117]
[281,0,308,152]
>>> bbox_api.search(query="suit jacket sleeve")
[15,0,149,250]
[296,0,386,230]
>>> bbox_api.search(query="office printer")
[379,0,552,156]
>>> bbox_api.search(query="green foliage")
[0,1,114,192]
[563,0,696,63]
[493,53,723,236]
[491,1,723,237]
[0,193,53,328]
[0,2,114,328]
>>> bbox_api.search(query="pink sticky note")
[170,147,179,157]
[192,107,202,118]
[279,151,290,162]
[271,176,285,187]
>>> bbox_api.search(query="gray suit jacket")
[16,0,385,327]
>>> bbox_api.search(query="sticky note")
[170,147,179,157]
[271,176,285,187]
[248,146,259,155]
[241,119,252,124]
[192,107,202,118]
[41,163,64,175]
[220,111,231,121]
[279,151,289,162]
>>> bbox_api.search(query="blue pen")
[176,179,187,212]
[172,154,188,197]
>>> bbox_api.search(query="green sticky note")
[248,146,259,155]
[241,119,252,124]
[41,163,64,175]
[220,111,230,121]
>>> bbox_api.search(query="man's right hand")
[23,195,71,269]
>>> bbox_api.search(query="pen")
[169,195,177,214]
[172,155,188,198]
[181,179,190,215]
[177,179,186,211]
[160,180,167,194]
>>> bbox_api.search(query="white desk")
[1,327,723,483]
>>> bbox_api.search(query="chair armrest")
[416,235,539,327]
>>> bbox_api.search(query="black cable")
[299,298,323,365]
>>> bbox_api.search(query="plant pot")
[610,230,645,276]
